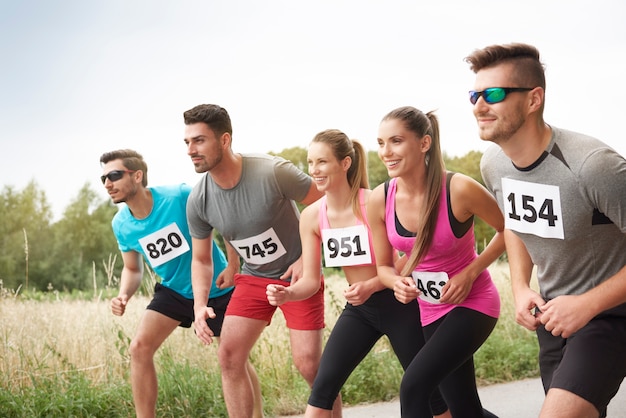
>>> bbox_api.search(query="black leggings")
[400,307,498,418]
[308,288,448,415]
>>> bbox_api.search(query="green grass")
[0,262,539,417]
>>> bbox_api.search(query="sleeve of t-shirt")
[272,157,312,202]
[579,146,626,233]
[186,184,214,239]
[480,145,504,210]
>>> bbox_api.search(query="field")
[0,262,539,417]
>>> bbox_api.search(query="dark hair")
[99,149,148,187]
[183,104,233,137]
[381,106,444,276]
[465,42,546,90]
[311,129,369,221]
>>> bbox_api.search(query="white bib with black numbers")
[321,224,372,267]
[412,271,449,304]
[138,222,190,268]
[230,227,287,265]
[501,178,564,239]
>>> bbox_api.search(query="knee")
[218,344,247,373]
[400,371,430,400]
[128,337,155,361]
[292,353,321,385]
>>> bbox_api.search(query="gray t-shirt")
[481,127,626,315]
[187,153,312,279]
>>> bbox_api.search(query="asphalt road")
[279,377,626,417]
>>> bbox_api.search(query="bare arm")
[299,181,325,206]
[111,250,143,316]
[267,204,322,305]
[506,229,545,331]
[191,235,217,345]
[214,241,240,289]
[367,185,418,304]
[441,174,506,304]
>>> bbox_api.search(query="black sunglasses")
[101,170,135,184]
[469,87,534,105]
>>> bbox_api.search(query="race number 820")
[138,223,190,268]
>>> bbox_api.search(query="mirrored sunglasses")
[469,87,534,105]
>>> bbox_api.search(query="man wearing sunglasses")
[466,43,626,418]
[100,149,253,418]
[183,104,340,418]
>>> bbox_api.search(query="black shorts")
[146,282,233,336]
[536,314,626,415]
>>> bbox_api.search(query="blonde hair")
[311,129,369,221]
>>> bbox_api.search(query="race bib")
[230,227,287,265]
[138,222,190,268]
[321,224,372,267]
[501,178,564,239]
[411,271,449,304]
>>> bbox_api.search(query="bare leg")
[129,310,179,418]
[540,388,599,418]
[248,359,264,418]
[218,316,267,418]
[290,329,342,418]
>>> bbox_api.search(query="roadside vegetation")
[0,148,539,417]
[0,263,539,417]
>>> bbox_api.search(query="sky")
[1,0,625,221]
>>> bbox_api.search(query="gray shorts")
[147,282,232,335]
[536,314,626,416]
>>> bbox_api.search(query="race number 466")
[411,271,449,304]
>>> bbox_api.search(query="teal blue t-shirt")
[112,184,231,299]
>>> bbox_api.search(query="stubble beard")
[194,147,224,173]
[479,112,526,145]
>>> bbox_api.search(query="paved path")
[279,377,626,417]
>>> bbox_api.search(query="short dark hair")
[99,149,148,187]
[183,104,233,137]
[465,43,546,89]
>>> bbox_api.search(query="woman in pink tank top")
[266,129,450,418]
[367,106,505,418]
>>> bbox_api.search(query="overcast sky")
[1,0,625,221]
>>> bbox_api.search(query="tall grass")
[0,262,538,417]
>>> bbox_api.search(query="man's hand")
[393,277,420,304]
[514,287,546,331]
[215,266,236,289]
[266,284,290,306]
[280,257,304,283]
[193,306,217,345]
[111,294,129,316]
[539,295,594,338]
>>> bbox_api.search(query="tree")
[48,184,119,291]
[0,181,53,290]
[367,150,388,188]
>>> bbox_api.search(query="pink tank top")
[319,188,376,266]
[384,176,500,325]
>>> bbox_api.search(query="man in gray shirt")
[183,104,339,418]
[466,43,626,418]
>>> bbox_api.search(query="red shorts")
[226,274,325,330]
